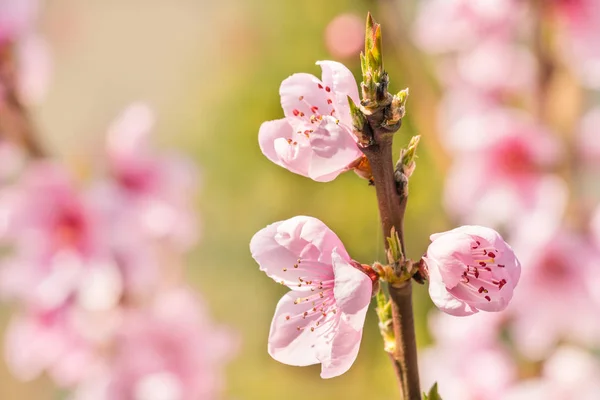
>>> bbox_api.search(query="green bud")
[384,88,409,127]
[399,135,421,178]
[361,12,385,104]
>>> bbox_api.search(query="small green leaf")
[423,383,442,400]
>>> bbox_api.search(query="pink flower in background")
[420,341,516,400]
[250,216,373,378]
[16,33,51,104]
[427,310,505,347]
[258,61,363,182]
[424,225,521,316]
[4,302,111,387]
[443,109,565,227]
[325,14,364,59]
[74,289,236,400]
[105,103,198,250]
[0,0,38,44]
[556,0,600,88]
[413,0,522,53]
[0,162,101,259]
[508,228,600,360]
[451,40,535,95]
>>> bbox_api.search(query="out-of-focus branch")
[0,43,46,158]
[532,0,555,122]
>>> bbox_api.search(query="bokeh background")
[0,1,446,398]
[3,0,599,399]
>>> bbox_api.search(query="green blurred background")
[0,0,450,398]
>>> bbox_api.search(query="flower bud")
[424,225,521,316]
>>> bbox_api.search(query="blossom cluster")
[0,3,235,399]
[253,49,520,378]
[413,0,600,397]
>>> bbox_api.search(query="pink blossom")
[258,61,363,182]
[424,225,521,316]
[325,14,364,59]
[4,302,112,387]
[420,342,516,400]
[105,103,198,250]
[450,40,535,95]
[73,289,237,400]
[16,33,51,104]
[427,309,505,347]
[0,0,38,44]
[0,163,117,310]
[508,228,600,360]
[413,0,522,53]
[250,216,373,378]
[443,109,566,227]
[0,162,101,259]
[556,0,600,88]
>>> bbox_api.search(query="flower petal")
[258,119,311,177]
[307,117,362,182]
[268,291,331,367]
[427,261,477,317]
[332,249,372,331]
[317,60,360,126]
[250,216,346,289]
[279,73,335,129]
[319,317,363,379]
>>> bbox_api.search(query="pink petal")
[250,216,345,289]
[258,119,311,177]
[279,73,333,129]
[427,263,477,317]
[316,60,360,125]
[331,249,372,331]
[319,318,362,379]
[426,233,474,288]
[307,117,362,182]
[268,291,331,367]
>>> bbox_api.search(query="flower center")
[457,240,509,302]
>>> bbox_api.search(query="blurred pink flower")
[424,225,521,316]
[556,0,600,88]
[443,109,565,227]
[0,162,101,259]
[427,309,505,347]
[450,40,535,95]
[105,103,198,250]
[73,289,236,400]
[420,341,516,400]
[250,216,373,378]
[0,0,38,44]
[504,346,600,400]
[258,61,363,182]
[508,228,600,360]
[413,0,522,53]
[325,14,364,59]
[4,302,112,387]
[16,33,51,104]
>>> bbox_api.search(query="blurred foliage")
[0,0,451,399]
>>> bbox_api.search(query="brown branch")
[0,43,46,158]
[362,125,421,400]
